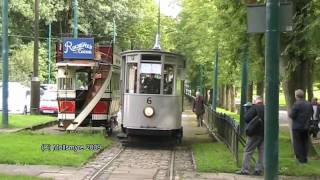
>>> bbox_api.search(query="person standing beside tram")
[193,91,205,127]
[289,89,313,163]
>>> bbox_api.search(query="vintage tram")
[120,50,185,142]
[56,38,121,134]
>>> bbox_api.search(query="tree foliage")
[176,0,247,91]
[2,0,177,84]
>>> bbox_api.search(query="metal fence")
[185,94,246,166]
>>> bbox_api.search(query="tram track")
[89,147,125,180]
[169,148,176,180]
[86,143,181,180]
[86,135,194,180]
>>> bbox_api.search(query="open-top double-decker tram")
[120,49,185,143]
[56,38,121,135]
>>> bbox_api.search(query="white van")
[0,82,30,114]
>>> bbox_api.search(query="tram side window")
[164,64,174,95]
[76,72,89,90]
[58,78,73,90]
[140,63,161,94]
[126,63,137,93]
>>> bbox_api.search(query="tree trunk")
[283,58,309,109]
[248,81,253,103]
[256,80,264,99]
[307,60,314,101]
[230,85,235,112]
[307,81,313,101]
[227,85,232,111]
[225,85,230,110]
[220,86,225,107]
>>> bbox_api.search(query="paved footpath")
[0,108,313,180]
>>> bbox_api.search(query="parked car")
[0,82,30,114]
[39,90,58,115]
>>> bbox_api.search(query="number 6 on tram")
[120,50,185,143]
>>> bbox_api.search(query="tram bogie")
[120,50,185,142]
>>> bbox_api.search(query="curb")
[17,120,58,132]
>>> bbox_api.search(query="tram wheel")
[175,128,183,145]
[176,137,182,145]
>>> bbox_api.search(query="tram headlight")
[143,106,155,117]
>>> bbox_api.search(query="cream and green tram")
[120,50,185,143]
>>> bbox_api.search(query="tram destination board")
[63,38,95,59]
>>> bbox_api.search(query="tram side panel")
[123,94,182,134]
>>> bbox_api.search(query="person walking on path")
[289,89,313,163]
[310,97,320,138]
[236,96,264,176]
[193,91,205,127]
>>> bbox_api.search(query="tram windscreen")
[140,63,161,94]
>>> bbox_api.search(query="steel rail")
[89,147,125,180]
[169,148,176,180]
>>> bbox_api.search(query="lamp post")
[48,0,52,84]
[2,0,9,127]
[212,50,219,111]
[265,0,280,179]
[239,42,249,135]
[30,0,40,114]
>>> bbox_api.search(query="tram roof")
[121,49,184,58]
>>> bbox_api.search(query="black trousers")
[292,129,309,163]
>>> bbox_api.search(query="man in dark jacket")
[289,89,313,163]
[193,91,205,127]
[237,96,264,175]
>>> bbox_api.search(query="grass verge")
[194,108,320,177]
[0,174,50,180]
[0,114,55,129]
[0,131,112,167]
[193,134,320,176]
[193,143,238,172]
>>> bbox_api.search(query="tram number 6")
[147,97,152,104]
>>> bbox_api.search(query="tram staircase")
[66,64,112,131]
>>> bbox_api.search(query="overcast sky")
[157,0,181,18]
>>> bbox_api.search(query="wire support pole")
[265,0,280,179]
[2,0,9,127]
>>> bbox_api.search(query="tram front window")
[140,63,161,94]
